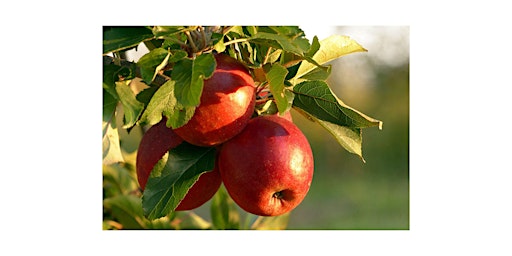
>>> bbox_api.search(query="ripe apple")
[218,115,314,216]
[136,118,221,211]
[174,54,256,147]
[136,118,184,191]
[175,163,221,211]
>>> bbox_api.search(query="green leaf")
[152,26,186,38]
[244,26,258,36]
[268,26,305,37]
[167,50,188,63]
[138,80,196,129]
[102,114,124,165]
[137,48,170,84]
[143,39,164,51]
[172,54,216,107]
[292,80,382,129]
[250,32,306,56]
[266,63,292,114]
[115,80,144,129]
[227,26,245,37]
[299,65,331,81]
[295,108,366,162]
[103,65,118,99]
[103,89,117,125]
[294,35,367,81]
[306,36,321,57]
[135,86,158,106]
[251,213,290,230]
[103,26,154,54]
[210,186,240,230]
[142,142,216,220]
[213,39,226,53]
[103,195,146,229]
[212,32,226,53]
[103,63,137,98]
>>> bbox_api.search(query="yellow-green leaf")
[294,108,366,162]
[294,35,367,82]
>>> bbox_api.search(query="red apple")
[174,54,256,147]
[218,115,314,216]
[136,118,183,191]
[271,110,293,122]
[175,163,221,211]
[136,118,221,211]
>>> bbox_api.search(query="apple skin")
[270,110,292,122]
[174,54,256,147]
[175,163,221,211]
[136,118,184,191]
[136,118,221,211]
[218,115,314,216]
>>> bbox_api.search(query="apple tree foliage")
[102,26,382,230]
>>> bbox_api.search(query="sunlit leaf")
[294,108,366,162]
[142,142,216,220]
[292,80,382,129]
[250,32,306,56]
[268,26,304,37]
[115,80,144,129]
[102,115,124,165]
[294,35,367,81]
[172,54,216,107]
[213,33,226,53]
[298,65,331,81]
[138,80,196,129]
[213,38,226,52]
[137,48,170,84]
[152,26,186,38]
[145,214,177,230]
[266,63,292,114]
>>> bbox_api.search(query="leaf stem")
[223,38,249,46]
[263,47,273,65]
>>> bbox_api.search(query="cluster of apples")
[136,54,314,216]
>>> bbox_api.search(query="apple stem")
[273,191,284,199]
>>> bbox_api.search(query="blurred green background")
[115,26,409,230]
[285,26,409,229]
